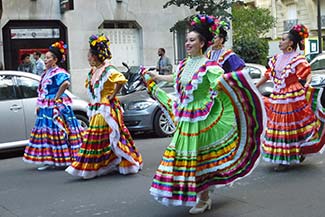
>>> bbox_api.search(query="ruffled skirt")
[145,72,265,206]
[262,86,325,164]
[23,103,84,166]
[65,101,143,179]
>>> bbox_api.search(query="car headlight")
[128,101,153,110]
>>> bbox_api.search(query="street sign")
[10,28,60,39]
[309,39,318,54]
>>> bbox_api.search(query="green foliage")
[232,4,276,64]
[163,0,239,17]
[164,0,242,31]
[232,5,276,38]
[233,37,269,65]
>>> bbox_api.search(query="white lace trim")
[87,60,114,104]
[87,104,141,169]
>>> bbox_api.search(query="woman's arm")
[256,76,268,88]
[146,71,173,82]
[304,74,312,87]
[108,83,123,101]
[54,80,70,100]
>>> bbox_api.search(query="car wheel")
[153,110,175,137]
[75,113,89,130]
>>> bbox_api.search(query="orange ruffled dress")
[262,52,325,164]
[66,60,143,179]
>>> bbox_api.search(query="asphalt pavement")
[1,135,325,217]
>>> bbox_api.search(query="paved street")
[1,136,325,217]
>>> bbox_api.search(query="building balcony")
[283,19,298,32]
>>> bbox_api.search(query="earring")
[286,46,293,52]
[200,48,203,55]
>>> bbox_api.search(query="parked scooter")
[121,62,155,95]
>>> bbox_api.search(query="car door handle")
[10,104,23,111]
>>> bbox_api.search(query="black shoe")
[299,155,306,163]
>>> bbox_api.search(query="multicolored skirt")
[262,86,325,164]
[145,72,265,206]
[65,100,143,179]
[23,103,84,166]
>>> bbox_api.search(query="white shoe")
[189,198,212,215]
[37,165,51,171]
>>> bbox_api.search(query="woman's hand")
[146,71,160,81]
[35,106,40,115]
[107,95,115,101]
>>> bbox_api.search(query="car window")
[16,76,39,98]
[0,75,16,101]
[243,66,261,79]
[311,59,325,71]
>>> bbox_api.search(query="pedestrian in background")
[66,34,143,179]
[18,53,35,73]
[256,24,325,171]
[156,48,173,75]
[206,19,245,73]
[33,51,46,75]
[23,41,84,171]
[142,14,265,214]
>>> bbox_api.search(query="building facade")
[0,0,192,97]
[244,0,325,56]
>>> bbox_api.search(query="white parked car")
[0,70,89,152]
[243,63,273,96]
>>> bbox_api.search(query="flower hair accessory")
[291,24,309,39]
[191,14,218,35]
[89,34,112,61]
[49,41,67,55]
[290,24,309,50]
[215,19,230,34]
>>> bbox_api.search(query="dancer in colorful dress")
[256,24,325,171]
[66,34,143,179]
[206,18,245,73]
[141,14,265,214]
[23,41,84,170]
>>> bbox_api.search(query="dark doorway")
[2,20,68,70]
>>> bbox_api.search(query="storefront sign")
[60,0,74,13]
[10,28,60,39]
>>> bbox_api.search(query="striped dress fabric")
[142,56,265,207]
[262,53,325,164]
[65,61,143,179]
[23,67,84,166]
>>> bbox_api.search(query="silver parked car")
[0,71,89,152]
[119,81,176,137]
